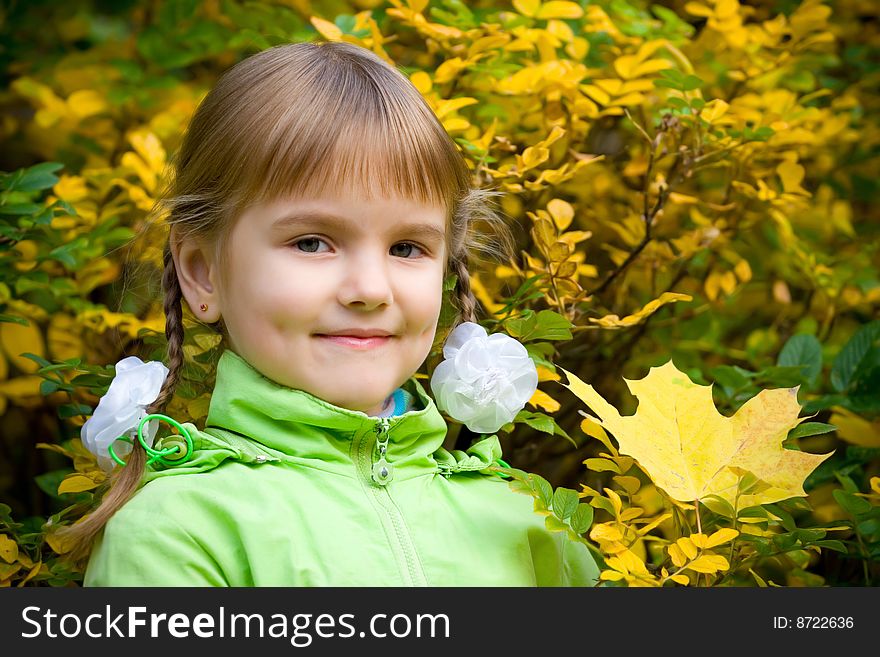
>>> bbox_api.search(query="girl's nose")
[337,248,394,310]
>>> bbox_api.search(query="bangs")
[228,47,471,215]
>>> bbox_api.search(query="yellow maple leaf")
[559,361,834,508]
[588,292,693,328]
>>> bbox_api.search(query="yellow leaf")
[604,487,624,517]
[705,528,739,548]
[53,174,89,202]
[410,71,432,94]
[310,16,343,41]
[871,477,880,495]
[676,536,698,560]
[434,57,468,84]
[684,2,714,17]
[777,159,809,195]
[670,574,690,585]
[614,54,670,80]
[613,475,641,495]
[434,96,478,120]
[513,0,541,17]
[0,319,45,373]
[700,99,730,123]
[519,145,550,171]
[528,388,560,413]
[531,217,557,252]
[0,376,42,402]
[620,507,643,521]
[734,259,752,283]
[58,474,99,495]
[546,199,574,231]
[537,1,584,20]
[0,535,18,563]
[536,365,560,382]
[829,407,880,447]
[590,522,624,543]
[580,416,618,455]
[587,292,693,328]
[67,89,107,118]
[636,512,671,536]
[668,542,687,567]
[18,561,41,586]
[584,458,621,474]
[559,361,834,507]
[187,395,212,421]
[687,553,729,574]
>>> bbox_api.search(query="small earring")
[199,303,208,312]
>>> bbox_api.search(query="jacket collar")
[201,349,450,476]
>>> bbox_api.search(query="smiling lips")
[316,329,393,349]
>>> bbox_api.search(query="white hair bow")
[81,356,169,472]
[430,322,538,434]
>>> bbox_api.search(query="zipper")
[353,418,428,586]
[371,417,393,485]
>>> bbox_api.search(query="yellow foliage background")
[0,0,877,586]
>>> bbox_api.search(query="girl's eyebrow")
[272,211,446,244]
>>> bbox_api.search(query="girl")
[68,40,600,586]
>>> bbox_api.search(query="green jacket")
[84,350,600,587]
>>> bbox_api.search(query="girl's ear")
[169,229,222,323]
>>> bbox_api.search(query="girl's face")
[207,188,447,415]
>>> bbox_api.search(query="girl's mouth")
[316,335,392,349]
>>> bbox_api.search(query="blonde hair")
[60,40,514,566]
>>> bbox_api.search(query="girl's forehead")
[258,188,449,216]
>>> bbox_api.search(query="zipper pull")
[371,417,394,486]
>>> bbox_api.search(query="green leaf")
[21,352,51,368]
[738,506,770,521]
[701,494,735,518]
[792,528,825,543]
[709,365,754,391]
[552,487,579,520]
[764,503,796,532]
[531,473,553,508]
[0,203,43,215]
[833,489,873,516]
[15,162,64,192]
[658,68,685,84]
[536,311,572,340]
[0,314,31,326]
[505,309,572,342]
[681,74,703,91]
[772,532,798,550]
[516,410,554,434]
[569,503,594,534]
[778,334,822,387]
[33,470,71,500]
[812,540,848,554]
[787,422,836,440]
[545,515,569,532]
[832,321,880,392]
[754,365,807,388]
[58,403,93,419]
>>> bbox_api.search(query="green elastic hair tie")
[494,457,513,480]
[108,413,194,468]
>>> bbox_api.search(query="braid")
[148,245,185,414]
[450,256,478,324]
[56,243,187,568]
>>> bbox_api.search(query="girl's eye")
[292,237,329,253]
[390,242,425,258]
